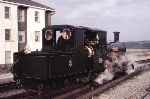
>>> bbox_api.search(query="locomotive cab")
[42,25,107,78]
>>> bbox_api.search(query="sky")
[35,0,150,42]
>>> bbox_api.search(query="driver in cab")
[57,29,73,50]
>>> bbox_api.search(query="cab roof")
[45,25,107,33]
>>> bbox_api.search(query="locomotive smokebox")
[113,32,120,42]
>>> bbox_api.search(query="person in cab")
[57,29,73,50]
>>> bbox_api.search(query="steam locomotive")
[12,25,110,86]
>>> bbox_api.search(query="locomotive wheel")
[74,73,91,84]
[80,77,90,83]
[51,80,57,89]
[75,78,80,83]
[51,78,66,89]
[37,83,44,95]
[58,78,65,88]
[64,78,70,85]
[87,72,95,82]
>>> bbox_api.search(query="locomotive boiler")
[12,25,107,86]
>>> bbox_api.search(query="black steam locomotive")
[12,25,107,86]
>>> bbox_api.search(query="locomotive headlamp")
[45,30,53,40]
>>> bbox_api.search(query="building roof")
[2,0,54,11]
[78,26,107,32]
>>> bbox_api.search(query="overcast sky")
[35,0,150,42]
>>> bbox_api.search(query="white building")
[0,0,54,66]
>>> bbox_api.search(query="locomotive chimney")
[113,32,120,42]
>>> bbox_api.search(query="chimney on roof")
[113,32,120,42]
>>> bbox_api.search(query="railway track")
[0,60,150,99]
[53,70,140,99]
[0,79,88,99]
[0,81,16,91]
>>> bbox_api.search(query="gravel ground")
[94,69,150,99]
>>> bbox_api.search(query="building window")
[35,11,39,22]
[19,31,25,43]
[5,29,11,41]
[5,6,10,19]
[18,10,25,22]
[35,31,40,42]
[5,51,11,64]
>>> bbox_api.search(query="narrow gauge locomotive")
[12,25,107,86]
